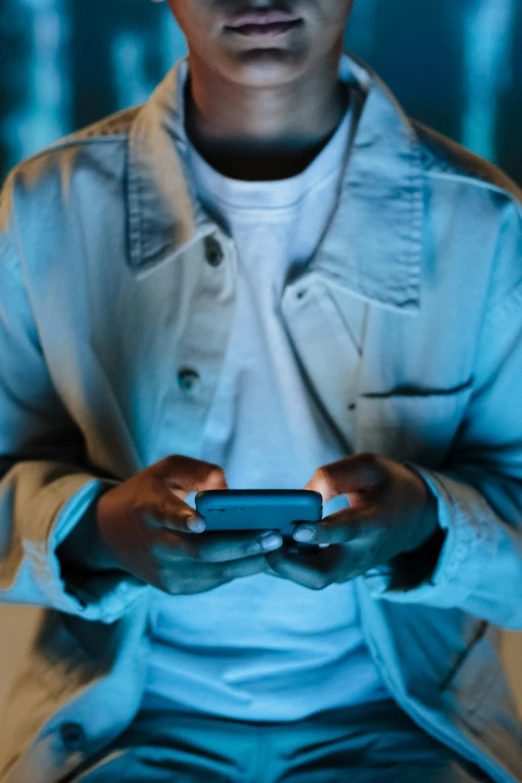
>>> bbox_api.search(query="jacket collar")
[127,52,424,314]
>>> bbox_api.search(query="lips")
[228,21,302,38]
[227,9,301,28]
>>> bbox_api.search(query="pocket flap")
[355,382,474,465]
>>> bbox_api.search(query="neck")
[184,50,349,181]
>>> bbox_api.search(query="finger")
[220,553,272,580]
[158,455,229,499]
[193,529,285,562]
[264,546,337,590]
[145,490,207,534]
[154,528,284,563]
[303,452,386,503]
[292,505,377,545]
[181,554,271,585]
[160,554,270,594]
[261,556,287,579]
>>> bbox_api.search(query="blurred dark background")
[0,0,521,184]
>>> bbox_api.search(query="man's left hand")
[264,452,440,590]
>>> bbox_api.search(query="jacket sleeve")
[362,195,522,631]
[0,175,147,624]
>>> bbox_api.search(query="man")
[0,1,521,781]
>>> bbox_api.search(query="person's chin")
[221,39,310,86]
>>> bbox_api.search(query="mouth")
[225,10,303,38]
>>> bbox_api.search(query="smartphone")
[194,489,323,538]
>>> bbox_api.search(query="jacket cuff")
[28,476,148,623]
[361,462,498,607]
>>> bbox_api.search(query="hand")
[59,455,284,596]
[264,452,441,591]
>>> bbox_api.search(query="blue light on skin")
[293,493,347,547]
[294,528,315,543]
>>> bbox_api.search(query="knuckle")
[163,454,182,469]
[155,457,175,480]
[246,540,263,557]
[153,533,191,561]
[194,547,214,563]
[314,466,327,484]
[316,465,335,490]
[131,497,147,517]
[158,570,179,595]
[205,464,226,484]
[309,573,329,590]
[178,540,198,560]
[169,579,191,596]
[359,451,380,468]
[159,455,189,483]
[217,562,233,581]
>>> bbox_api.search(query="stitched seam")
[425,170,522,213]
[127,137,143,270]
[403,130,424,304]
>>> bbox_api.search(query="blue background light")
[0,0,520,183]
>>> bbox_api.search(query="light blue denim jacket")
[0,52,522,783]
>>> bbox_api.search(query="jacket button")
[60,722,86,751]
[178,367,201,393]
[204,236,224,268]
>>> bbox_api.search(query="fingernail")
[187,517,206,533]
[294,528,315,543]
[259,532,283,551]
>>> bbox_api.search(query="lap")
[71,756,487,783]
[63,699,492,783]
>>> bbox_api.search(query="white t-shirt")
[141,68,390,722]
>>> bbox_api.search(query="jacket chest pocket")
[353,382,473,467]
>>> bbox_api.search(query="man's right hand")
[61,456,284,596]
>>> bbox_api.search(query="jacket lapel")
[125,53,425,315]
[126,60,215,279]
[311,55,425,315]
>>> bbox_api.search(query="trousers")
[63,697,493,783]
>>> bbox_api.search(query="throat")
[183,75,349,182]
[190,134,338,182]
